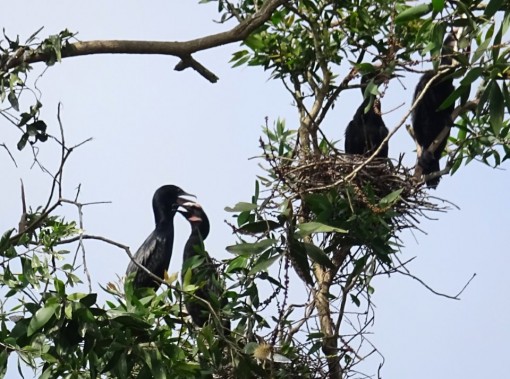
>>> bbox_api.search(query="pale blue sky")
[1,2,509,378]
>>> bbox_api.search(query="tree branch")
[3,0,288,83]
[174,55,219,83]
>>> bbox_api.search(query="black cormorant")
[179,202,230,333]
[345,73,389,158]
[412,33,456,188]
[126,184,194,290]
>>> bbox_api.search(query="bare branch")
[58,234,168,288]
[3,0,288,83]
[1,143,17,167]
[9,107,91,245]
[174,55,219,83]
[396,269,476,300]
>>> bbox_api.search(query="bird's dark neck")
[183,225,205,261]
[358,96,380,120]
[183,217,209,258]
[189,218,209,240]
[153,205,176,225]
[191,224,206,241]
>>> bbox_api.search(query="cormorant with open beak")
[179,201,230,333]
[345,71,390,158]
[126,185,194,290]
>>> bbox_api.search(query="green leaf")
[226,239,276,256]
[355,62,376,74]
[224,202,257,212]
[303,243,334,269]
[304,193,332,215]
[460,67,484,87]
[68,293,88,301]
[111,314,152,330]
[183,283,199,292]
[439,85,467,111]
[471,37,491,64]
[297,222,347,237]
[9,72,21,89]
[27,303,58,336]
[237,211,252,227]
[40,366,54,379]
[489,82,504,136]
[17,133,29,151]
[254,180,260,203]
[350,294,361,307]
[309,341,322,355]
[456,124,467,142]
[0,229,15,254]
[395,4,432,24]
[244,34,265,50]
[352,255,368,277]
[306,332,325,340]
[54,278,65,295]
[231,54,251,68]
[226,256,248,273]
[379,189,403,207]
[248,254,280,275]
[432,0,444,12]
[7,91,19,111]
[18,113,33,127]
[0,349,7,378]
[80,293,97,307]
[238,220,281,234]
[32,120,47,132]
[484,0,503,18]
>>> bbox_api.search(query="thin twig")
[1,143,17,167]
[396,269,476,300]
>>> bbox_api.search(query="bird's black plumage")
[345,74,389,158]
[126,185,193,290]
[180,202,230,333]
[412,33,456,188]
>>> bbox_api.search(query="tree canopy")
[1,0,509,378]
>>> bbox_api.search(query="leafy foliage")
[0,29,75,150]
[1,0,510,378]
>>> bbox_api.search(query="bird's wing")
[126,230,160,275]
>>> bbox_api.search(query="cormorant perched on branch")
[179,202,230,333]
[126,185,194,290]
[412,33,456,188]
[345,73,390,158]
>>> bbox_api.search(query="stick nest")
[269,152,448,232]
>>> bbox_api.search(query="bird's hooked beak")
[171,192,196,213]
[177,201,203,223]
[176,191,196,206]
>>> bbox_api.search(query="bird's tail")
[419,150,441,189]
